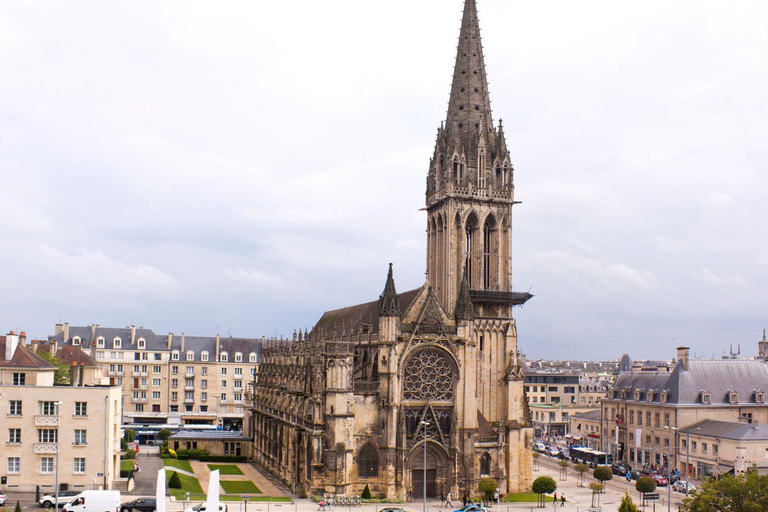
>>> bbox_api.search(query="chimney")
[180,333,185,353]
[63,322,70,343]
[130,324,136,345]
[5,331,20,361]
[215,334,221,361]
[677,346,690,371]
[79,362,86,386]
[90,324,96,344]
[70,361,77,386]
[19,331,27,345]
[55,323,64,335]
[167,333,173,349]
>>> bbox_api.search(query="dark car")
[121,498,157,512]
[611,462,632,476]
[630,469,644,480]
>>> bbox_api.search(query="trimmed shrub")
[157,429,173,441]
[361,484,372,500]
[124,449,137,460]
[168,471,182,489]
[199,455,247,463]
[635,476,657,494]
[478,478,499,501]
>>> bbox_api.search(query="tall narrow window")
[465,224,473,288]
[483,223,491,289]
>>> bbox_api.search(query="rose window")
[403,349,454,401]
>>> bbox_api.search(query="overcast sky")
[1,0,767,360]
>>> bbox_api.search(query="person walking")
[560,495,565,507]
[553,492,557,505]
[446,493,452,508]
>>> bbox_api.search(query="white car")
[672,481,697,494]
[533,442,546,452]
[547,446,560,457]
[0,492,7,506]
[185,504,228,512]
[39,491,81,508]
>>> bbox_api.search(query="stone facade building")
[247,0,533,500]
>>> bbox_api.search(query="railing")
[35,415,59,426]
[34,442,58,454]
[353,381,380,394]
[474,435,499,446]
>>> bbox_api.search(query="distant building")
[679,419,768,477]
[569,409,603,449]
[0,331,122,492]
[602,346,768,477]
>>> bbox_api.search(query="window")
[137,338,146,349]
[654,437,660,446]
[96,350,105,359]
[7,457,20,473]
[133,364,140,373]
[224,442,241,456]
[186,351,194,361]
[172,366,179,375]
[114,338,122,348]
[74,430,87,445]
[140,378,147,386]
[729,391,738,404]
[714,445,719,454]
[234,380,243,389]
[646,435,651,444]
[702,391,711,404]
[40,457,54,473]
[171,392,178,401]
[629,411,635,425]
[170,405,178,412]
[153,366,162,374]
[220,352,228,362]
[757,391,765,404]
[234,393,242,402]
[12,373,25,386]
[357,444,378,477]
[109,364,115,373]
[702,443,708,453]
[135,404,144,412]
[154,353,162,361]
[74,458,86,473]
[235,352,242,362]
[202,367,208,375]
[75,402,87,417]
[201,380,208,389]
[249,353,257,363]
[152,392,161,399]
[655,414,660,428]
[200,405,208,412]
[201,351,209,362]
[38,429,58,443]
[480,452,491,476]
[220,393,227,402]
[117,364,123,374]
[220,367,227,376]
[96,337,105,348]
[172,351,179,361]
[172,379,178,388]
[664,414,670,427]
[73,336,81,346]
[9,400,22,415]
[39,402,59,415]
[221,380,227,388]
[201,392,207,401]
[8,428,21,444]
[185,378,194,388]
[646,412,651,426]
[185,392,194,401]
[153,378,161,387]
[692,441,697,451]
[235,368,243,376]
[186,367,194,376]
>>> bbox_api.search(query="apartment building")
[601,346,768,477]
[679,419,768,478]
[0,332,122,492]
[47,323,261,429]
[569,409,602,449]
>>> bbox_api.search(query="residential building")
[0,331,122,492]
[679,419,768,478]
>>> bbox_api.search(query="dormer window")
[249,353,257,363]
[201,351,209,362]
[96,337,105,348]
[702,391,711,404]
[235,352,242,363]
[647,391,654,403]
[73,336,81,346]
[757,391,764,404]
[186,351,194,361]
[661,391,668,403]
[220,352,228,362]
[621,390,627,400]
[634,390,641,401]
[172,351,180,361]
[113,337,122,349]
[137,338,146,350]
[729,391,738,404]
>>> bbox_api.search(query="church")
[247,0,533,499]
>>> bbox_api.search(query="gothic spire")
[446,0,494,142]
[455,266,474,321]
[378,263,400,317]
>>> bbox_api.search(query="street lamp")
[418,420,430,512]
[663,426,677,512]
[54,401,64,511]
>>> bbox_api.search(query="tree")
[124,428,137,443]
[574,464,589,487]
[37,350,70,384]
[588,483,604,507]
[361,484,372,500]
[157,429,173,441]
[168,471,182,489]
[636,476,657,506]
[594,466,613,490]
[558,459,570,481]
[531,476,556,508]
[680,470,768,512]
[15,501,22,512]
[618,494,639,512]
[532,451,540,471]
[478,478,499,504]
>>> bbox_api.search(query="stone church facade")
[246,0,533,499]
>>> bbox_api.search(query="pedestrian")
[462,493,468,507]
[553,492,557,504]
[560,495,565,507]
[446,492,452,508]
[441,493,445,507]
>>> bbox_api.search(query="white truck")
[62,490,121,512]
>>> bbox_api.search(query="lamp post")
[663,426,677,512]
[418,420,430,512]
[54,401,64,511]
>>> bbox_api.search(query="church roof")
[313,287,422,335]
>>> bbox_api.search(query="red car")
[643,471,668,486]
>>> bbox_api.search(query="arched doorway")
[407,441,451,499]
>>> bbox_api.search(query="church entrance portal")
[412,469,436,499]
[408,442,450,500]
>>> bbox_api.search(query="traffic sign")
[676,469,681,476]
[626,472,631,481]
[644,494,660,501]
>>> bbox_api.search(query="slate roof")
[49,326,166,350]
[571,409,602,421]
[610,359,768,405]
[0,337,57,369]
[681,419,768,441]
[169,336,262,362]
[313,287,422,335]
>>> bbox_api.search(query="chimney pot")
[677,346,690,371]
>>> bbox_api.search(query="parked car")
[121,498,156,512]
[185,504,228,512]
[557,448,569,459]
[611,462,632,476]
[0,492,6,506]
[533,442,547,453]
[454,505,487,512]
[672,481,697,494]
[62,491,121,512]
[643,471,668,486]
[39,491,81,508]
[380,508,407,512]
[630,469,644,480]
[547,446,560,457]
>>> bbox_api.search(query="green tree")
[15,501,22,512]
[593,466,613,489]
[168,471,182,489]
[478,478,499,503]
[157,429,173,441]
[618,494,639,512]
[636,476,657,505]
[574,464,589,487]
[37,350,70,384]
[558,459,570,481]
[681,470,768,512]
[124,428,137,443]
[531,476,556,508]
[588,483,604,507]
[361,484,372,500]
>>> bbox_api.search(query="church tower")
[426,0,525,318]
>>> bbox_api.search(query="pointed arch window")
[478,150,486,188]
[357,443,379,478]
[480,452,491,476]
[465,223,474,288]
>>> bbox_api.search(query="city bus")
[569,446,613,467]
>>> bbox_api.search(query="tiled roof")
[55,345,100,368]
[0,337,57,369]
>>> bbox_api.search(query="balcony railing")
[34,442,58,454]
[35,415,59,426]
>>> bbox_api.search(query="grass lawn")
[219,481,261,494]
[207,464,244,475]
[121,460,134,472]
[180,496,292,502]
[163,459,194,473]
[166,471,205,499]
[504,493,554,503]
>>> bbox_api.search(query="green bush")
[593,466,613,484]
[120,438,128,450]
[478,478,499,501]
[124,429,137,443]
[15,501,22,512]
[168,471,182,489]
[200,455,247,463]
[361,484,372,500]
[618,494,638,512]
[124,449,137,459]
[635,476,657,494]
[176,448,209,460]
[157,429,173,441]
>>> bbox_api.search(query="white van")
[533,442,546,453]
[63,490,120,512]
